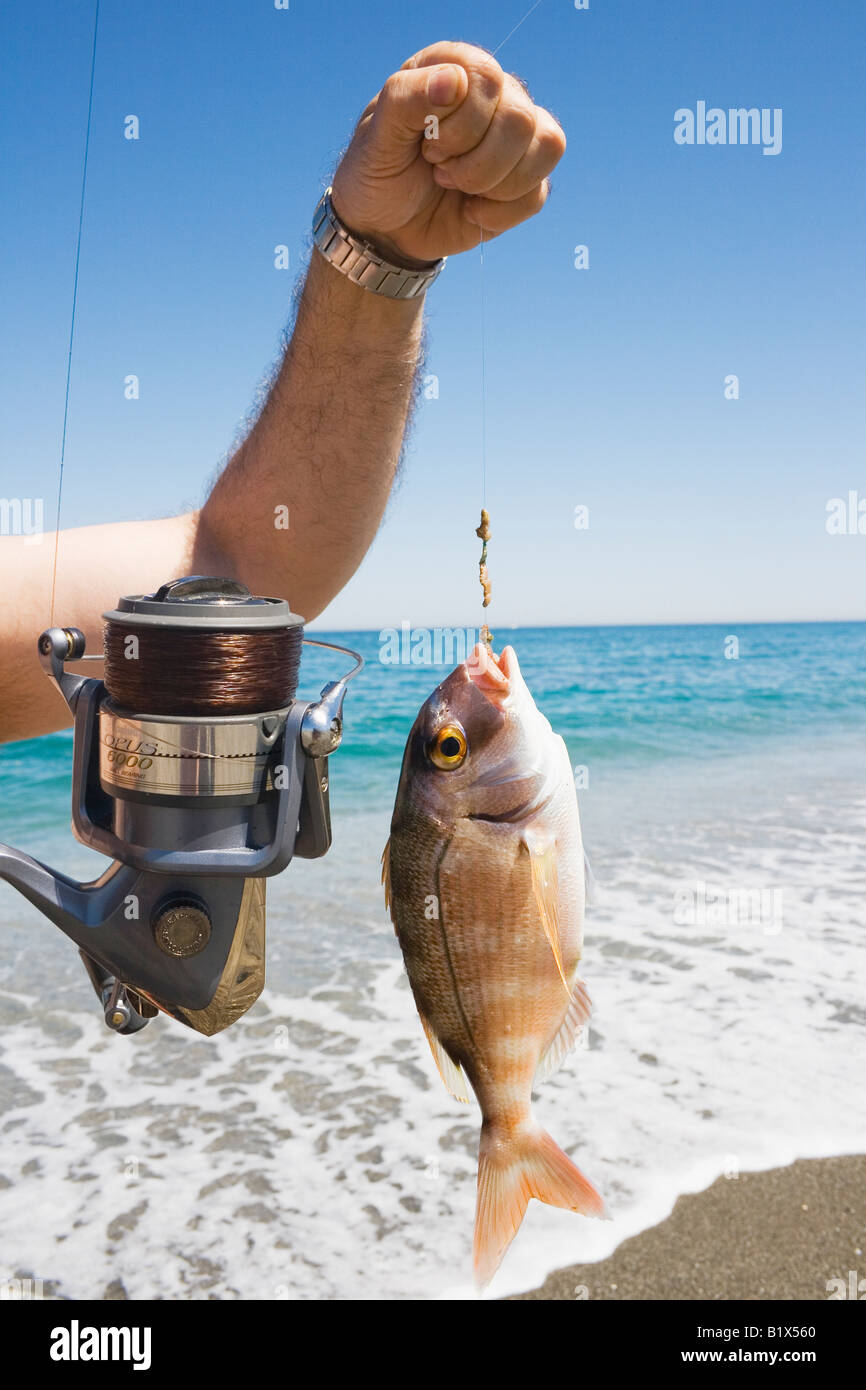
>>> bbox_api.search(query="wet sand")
[508,1155,866,1300]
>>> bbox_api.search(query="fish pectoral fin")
[381,838,395,924]
[583,850,597,907]
[523,833,570,995]
[419,1012,472,1103]
[535,977,592,1083]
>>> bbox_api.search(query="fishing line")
[479,221,487,510]
[49,0,100,628]
[492,0,546,58]
[474,0,547,644]
[103,622,304,717]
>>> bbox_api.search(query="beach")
[509,1154,866,1301]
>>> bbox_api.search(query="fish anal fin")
[523,833,570,995]
[419,1012,471,1103]
[535,977,592,1083]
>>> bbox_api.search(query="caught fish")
[383,643,604,1285]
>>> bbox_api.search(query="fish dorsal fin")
[419,1012,472,1103]
[523,831,570,995]
[535,977,592,1083]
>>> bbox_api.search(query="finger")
[403,43,505,164]
[463,180,552,239]
[429,75,538,195]
[460,109,566,203]
[366,63,469,150]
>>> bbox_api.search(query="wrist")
[329,190,438,272]
[313,186,445,300]
[303,245,424,328]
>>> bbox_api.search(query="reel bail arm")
[0,579,363,1038]
[38,625,90,710]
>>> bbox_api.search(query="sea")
[0,622,864,1300]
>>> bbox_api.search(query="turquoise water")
[5,621,863,827]
[309,620,866,783]
[342,620,865,780]
[0,622,865,1299]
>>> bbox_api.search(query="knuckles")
[498,100,538,147]
[343,40,563,242]
[470,58,506,106]
[404,40,505,101]
[378,70,413,108]
[537,119,567,165]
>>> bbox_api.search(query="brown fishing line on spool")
[103,622,303,716]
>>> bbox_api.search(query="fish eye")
[428,723,467,770]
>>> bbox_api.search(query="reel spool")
[0,576,362,1038]
[101,575,303,716]
[98,577,305,828]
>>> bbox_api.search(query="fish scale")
[436,827,559,1104]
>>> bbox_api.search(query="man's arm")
[0,252,424,743]
[194,247,425,622]
[1,41,564,744]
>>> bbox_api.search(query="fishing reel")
[0,576,362,1037]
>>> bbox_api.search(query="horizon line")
[306,616,866,633]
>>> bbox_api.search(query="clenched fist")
[330,41,566,269]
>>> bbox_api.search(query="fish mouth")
[465,643,520,708]
[468,785,552,823]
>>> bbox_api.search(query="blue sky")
[1,0,864,629]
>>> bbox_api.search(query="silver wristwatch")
[312,187,445,300]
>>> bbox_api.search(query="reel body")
[0,577,362,1037]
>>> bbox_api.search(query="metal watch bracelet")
[312,187,445,300]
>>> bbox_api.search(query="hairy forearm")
[1,36,562,745]
[0,256,425,743]
[196,250,426,620]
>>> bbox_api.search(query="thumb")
[370,63,468,145]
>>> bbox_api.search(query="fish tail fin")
[474,1120,605,1288]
